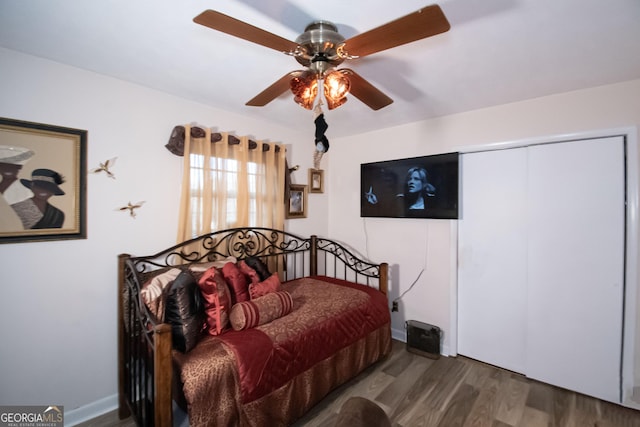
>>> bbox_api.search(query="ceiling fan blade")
[342,4,450,58]
[194,10,299,54]
[246,71,303,106]
[341,69,393,110]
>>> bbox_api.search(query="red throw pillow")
[238,260,261,285]
[221,262,251,304]
[197,267,231,335]
[248,272,281,300]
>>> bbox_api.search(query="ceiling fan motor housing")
[294,21,345,69]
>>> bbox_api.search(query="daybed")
[117,227,391,426]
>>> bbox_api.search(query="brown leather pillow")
[164,270,205,353]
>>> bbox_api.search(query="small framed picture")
[286,184,307,219]
[0,117,87,243]
[309,168,324,193]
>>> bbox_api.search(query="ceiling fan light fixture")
[323,70,350,110]
[325,95,348,110]
[290,71,318,110]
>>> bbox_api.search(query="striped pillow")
[229,291,293,331]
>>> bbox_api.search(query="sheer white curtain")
[176,125,286,242]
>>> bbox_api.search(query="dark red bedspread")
[220,275,390,403]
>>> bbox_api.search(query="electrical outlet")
[392,301,399,312]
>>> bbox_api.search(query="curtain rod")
[165,125,281,157]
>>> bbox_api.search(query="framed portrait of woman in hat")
[0,117,86,243]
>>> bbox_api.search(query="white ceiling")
[1,0,639,138]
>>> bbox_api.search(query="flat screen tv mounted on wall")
[360,152,459,219]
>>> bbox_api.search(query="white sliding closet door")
[458,148,528,373]
[526,137,625,402]
[458,136,625,403]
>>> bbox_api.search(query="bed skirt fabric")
[241,324,392,427]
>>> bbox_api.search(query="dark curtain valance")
[165,125,281,157]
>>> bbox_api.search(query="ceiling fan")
[193,5,450,111]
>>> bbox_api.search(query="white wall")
[328,78,640,396]
[0,47,323,422]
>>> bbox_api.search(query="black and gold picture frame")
[0,117,87,243]
[309,168,324,193]
[286,184,307,219]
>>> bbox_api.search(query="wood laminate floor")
[80,340,640,426]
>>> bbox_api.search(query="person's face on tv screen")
[407,171,424,193]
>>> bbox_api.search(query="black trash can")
[406,320,441,359]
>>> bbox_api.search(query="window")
[178,131,285,242]
[185,140,284,238]
[189,154,256,234]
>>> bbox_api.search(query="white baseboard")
[64,394,190,427]
[391,326,406,343]
[64,394,118,426]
